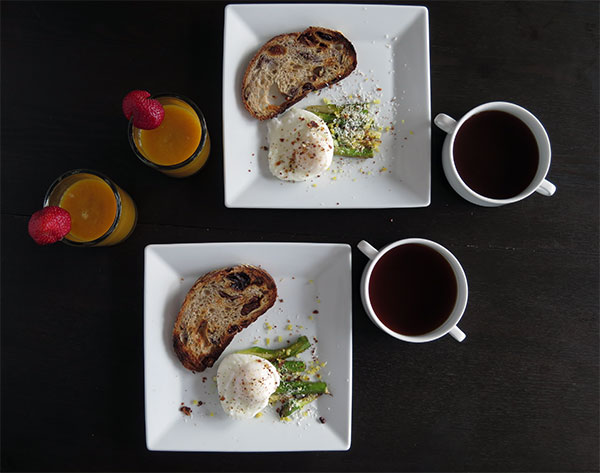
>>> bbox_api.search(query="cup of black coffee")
[358,239,468,343]
[435,102,556,206]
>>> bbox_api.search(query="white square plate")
[223,3,431,208]
[144,242,352,451]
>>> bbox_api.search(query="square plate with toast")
[223,3,431,208]
[144,242,352,451]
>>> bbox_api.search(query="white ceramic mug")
[358,239,468,343]
[434,101,556,207]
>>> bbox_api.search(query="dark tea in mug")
[453,110,539,199]
[368,243,458,336]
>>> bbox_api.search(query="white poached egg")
[267,108,334,181]
[216,353,280,419]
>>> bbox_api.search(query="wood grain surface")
[1,1,598,472]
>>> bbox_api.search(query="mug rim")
[446,101,552,205]
[361,238,468,343]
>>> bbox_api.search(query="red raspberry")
[28,206,71,245]
[122,90,164,130]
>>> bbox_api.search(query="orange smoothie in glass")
[129,94,210,177]
[59,178,117,241]
[44,170,137,246]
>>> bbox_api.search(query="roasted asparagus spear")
[280,394,321,418]
[236,335,311,361]
[276,380,329,396]
[306,103,381,158]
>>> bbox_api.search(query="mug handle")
[357,240,378,260]
[434,113,457,134]
[535,179,556,197]
[449,326,466,342]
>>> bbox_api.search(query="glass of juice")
[44,169,137,247]
[128,93,210,178]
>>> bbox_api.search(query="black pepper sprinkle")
[319,417,326,424]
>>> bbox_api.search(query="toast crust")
[242,26,357,120]
[172,265,277,372]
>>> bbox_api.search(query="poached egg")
[267,108,334,181]
[216,353,280,419]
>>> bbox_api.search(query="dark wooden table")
[1,1,598,471]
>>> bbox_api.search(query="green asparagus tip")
[279,393,321,418]
[236,335,311,361]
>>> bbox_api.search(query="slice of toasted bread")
[173,265,277,372]
[242,26,357,120]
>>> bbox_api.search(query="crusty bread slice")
[173,265,277,372]
[242,26,357,120]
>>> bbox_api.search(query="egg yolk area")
[139,104,202,166]
[59,179,117,241]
